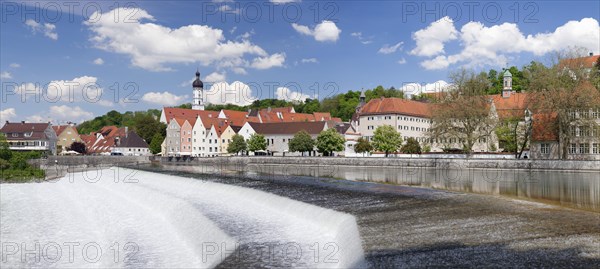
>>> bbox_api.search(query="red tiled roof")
[221,110,259,126]
[0,122,52,140]
[532,112,558,141]
[559,55,599,69]
[163,107,219,124]
[313,112,332,121]
[359,97,432,118]
[490,92,532,120]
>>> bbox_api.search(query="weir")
[0,168,365,268]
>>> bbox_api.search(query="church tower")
[192,70,204,110]
[502,69,513,98]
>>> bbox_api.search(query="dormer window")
[24,132,32,137]
[12,133,18,137]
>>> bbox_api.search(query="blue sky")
[1,0,599,124]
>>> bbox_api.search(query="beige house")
[238,121,328,156]
[53,124,81,153]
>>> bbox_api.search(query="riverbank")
[131,165,600,268]
[165,156,600,172]
[158,157,600,212]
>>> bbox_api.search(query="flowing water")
[0,168,365,268]
[1,165,599,268]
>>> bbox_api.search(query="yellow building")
[52,124,82,153]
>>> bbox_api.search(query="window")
[569,143,577,154]
[593,143,599,154]
[367,126,374,130]
[581,126,590,137]
[12,133,17,137]
[222,139,225,143]
[404,126,408,130]
[384,116,392,120]
[540,143,550,154]
[580,143,589,154]
[592,109,599,119]
[570,126,577,137]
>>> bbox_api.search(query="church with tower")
[192,70,205,110]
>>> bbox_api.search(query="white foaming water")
[0,168,365,268]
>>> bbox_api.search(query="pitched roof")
[313,112,332,121]
[559,54,599,69]
[532,112,558,141]
[0,122,53,140]
[489,92,532,120]
[248,121,326,135]
[162,107,219,124]
[221,110,259,126]
[115,131,149,148]
[359,97,432,118]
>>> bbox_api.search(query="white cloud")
[9,63,20,68]
[85,8,281,72]
[15,76,103,103]
[204,72,227,83]
[25,19,58,40]
[49,105,94,122]
[399,80,450,98]
[292,20,341,42]
[291,23,312,36]
[231,67,247,75]
[1,72,12,79]
[93,58,104,65]
[275,87,312,102]
[142,92,188,106]
[26,106,94,124]
[410,16,457,57]
[350,32,372,45]
[301,58,318,64]
[378,41,404,54]
[251,53,286,69]
[218,5,240,14]
[205,81,255,106]
[397,58,407,64]
[414,17,600,70]
[0,108,17,126]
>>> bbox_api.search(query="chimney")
[125,126,128,138]
[267,107,271,112]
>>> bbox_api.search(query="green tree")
[134,113,166,144]
[68,142,87,154]
[247,133,267,152]
[149,133,164,155]
[227,134,247,155]
[10,153,28,170]
[401,137,421,154]
[353,137,372,156]
[372,125,402,157]
[316,128,345,156]
[0,133,12,161]
[288,130,315,156]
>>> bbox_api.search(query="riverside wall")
[161,156,600,212]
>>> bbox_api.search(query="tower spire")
[192,70,204,110]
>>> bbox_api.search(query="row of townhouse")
[160,106,347,157]
[0,121,150,156]
[80,126,151,156]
